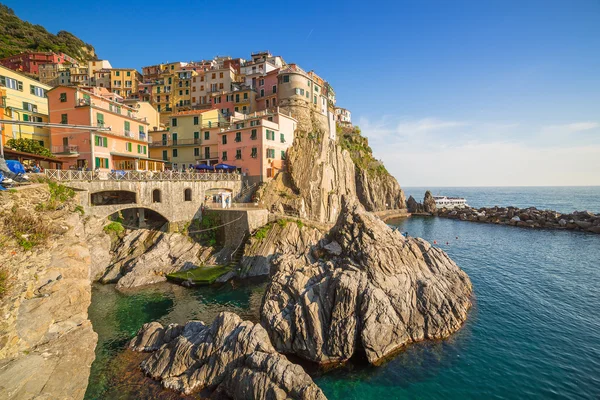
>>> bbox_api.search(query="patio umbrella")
[194,163,214,170]
[214,163,237,171]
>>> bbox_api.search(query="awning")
[214,163,237,171]
[194,163,214,170]
[3,149,63,165]
[109,152,165,163]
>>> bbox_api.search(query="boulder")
[129,312,326,399]
[261,200,472,365]
[423,191,437,214]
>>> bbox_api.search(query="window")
[243,92,248,99]
[259,78,264,86]
[236,122,245,129]
[173,148,178,157]
[126,142,132,152]
[61,114,68,124]
[266,129,275,140]
[127,71,131,77]
[222,151,227,161]
[260,89,264,97]
[205,147,210,158]
[251,147,257,158]
[307,80,311,87]
[204,131,210,140]
[0,76,23,90]
[115,71,120,76]
[194,131,199,140]
[30,85,46,97]
[236,149,242,159]
[194,148,200,157]
[193,116,199,125]
[143,146,147,154]
[235,132,241,142]
[186,89,189,95]
[272,85,277,94]
[139,125,145,136]
[282,75,289,83]
[222,135,227,145]
[153,189,161,203]
[172,118,177,127]
[266,99,269,108]
[267,148,275,158]
[137,144,142,153]
[280,133,285,143]
[219,83,223,89]
[162,150,168,160]
[95,157,109,169]
[184,188,192,201]
[95,135,108,147]
[60,92,67,102]
[314,95,317,104]
[179,90,183,96]
[251,129,257,140]
[97,113,104,126]
[124,121,130,134]
[281,150,286,160]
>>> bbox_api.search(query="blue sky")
[5,0,600,186]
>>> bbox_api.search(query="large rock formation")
[256,108,405,223]
[0,186,97,400]
[129,311,326,399]
[261,199,472,365]
[423,190,437,214]
[100,229,215,290]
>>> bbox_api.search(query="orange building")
[47,86,163,171]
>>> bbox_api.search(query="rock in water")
[129,312,326,399]
[261,199,472,365]
[423,190,437,214]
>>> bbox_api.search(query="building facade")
[47,86,162,171]
[335,107,352,126]
[0,65,52,148]
[0,52,77,76]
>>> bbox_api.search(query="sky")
[4,0,600,186]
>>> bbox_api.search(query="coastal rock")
[129,312,326,399]
[423,190,437,214]
[261,199,473,365]
[106,229,214,290]
[406,195,423,213]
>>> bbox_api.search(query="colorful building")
[0,51,77,76]
[217,110,296,183]
[149,109,225,170]
[0,65,52,148]
[255,68,279,112]
[110,68,141,99]
[47,86,163,171]
[335,107,352,126]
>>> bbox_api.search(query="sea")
[85,187,600,400]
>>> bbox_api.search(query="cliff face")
[257,106,405,223]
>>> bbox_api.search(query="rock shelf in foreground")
[437,206,600,234]
[129,312,326,400]
[261,200,473,365]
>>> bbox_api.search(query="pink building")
[217,110,296,183]
[255,68,279,112]
[48,86,163,171]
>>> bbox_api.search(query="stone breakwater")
[436,206,600,234]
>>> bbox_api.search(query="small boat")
[433,195,469,209]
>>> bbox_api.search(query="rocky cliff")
[129,311,326,399]
[256,106,405,223]
[0,186,97,400]
[261,199,472,365]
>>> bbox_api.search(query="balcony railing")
[52,145,79,154]
[44,169,241,182]
[124,131,133,138]
[149,138,202,147]
[200,152,218,159]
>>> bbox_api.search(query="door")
[162,133,167,145]
[172,133,178,145]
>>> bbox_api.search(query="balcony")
[149,138,202,147]
[124,131,133,138]
[52,145,79,155]
[0,96,7,108]
[76,98,91,107]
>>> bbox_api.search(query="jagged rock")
[129,312,326,399]
[423,190,437,214]
[323,241,342,256]
[355,168,406,212]
[109,230,215,290]
[261,199,472,365]
[406,195,423,213]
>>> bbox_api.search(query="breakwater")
[436,206,600,234]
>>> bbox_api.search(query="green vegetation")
[36,182,75,210]
[338,125,389,177]
[6,138,53,158]
[254,223,273,241]
[0,4,95,61]
[74,205,84,215]
[167,265,231,285]
[2,207,50,250]
[8,189,17,193]
[195,211,221,247]
[0,269,8,298]
[103,221,124,235]
[277,219,288,228]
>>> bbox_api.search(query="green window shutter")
[97,113,104,124]
[280,133,285,143]
[204,131,209,140]
[124,121,130,131]
[104,159,109,168]
[23,114,29,121]
[139,125,144,133]
[194,132,199,139]
[95,157,100,168]
[103,137,108,147]
[144,146,147,154]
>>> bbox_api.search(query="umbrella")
[194,163,214,171]
[214,163,237,171]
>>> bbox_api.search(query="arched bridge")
[45,170,243,227]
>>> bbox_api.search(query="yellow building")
[0,65,52,148]
[110,68,141,99]
[149,109,224,170]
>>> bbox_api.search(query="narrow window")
[184,188,192,201]
[153,189,161,203]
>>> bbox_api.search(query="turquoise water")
[85,188,600,399]
[315,217,600,399]
[404,186,600,214]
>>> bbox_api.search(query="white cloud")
[357,116,600,186]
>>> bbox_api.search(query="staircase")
[227,232,249,270]
[234,182,259,203]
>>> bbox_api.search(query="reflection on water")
[85,280,266,400]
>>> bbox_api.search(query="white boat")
[433,195,469,209]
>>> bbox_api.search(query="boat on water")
[433,195,469,209]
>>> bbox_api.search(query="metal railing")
[52,145,79,154]
[149,138,202,147]
[45,169,241,182]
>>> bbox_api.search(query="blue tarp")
[214,163,237,171]
[6,160,25,174]
[194,164,214,170]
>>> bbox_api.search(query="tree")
[6,138,53,158]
